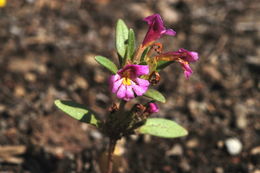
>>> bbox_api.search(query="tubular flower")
[109,65,150,101]
[157,48,199,79]
[147,102,159,113]
[142,14,176,47]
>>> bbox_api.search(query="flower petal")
[143,13,162,25]
[164,29,176,36]
[111,78,123,93]
[132,83,149,96]
[181,63,193,79]
[136,78,150,87]
[125,85,135,101]
[116,84,126,99]
[118,64,149,77]
[178,48,199,62]
[142,14,176,46]
[131,65,149,76]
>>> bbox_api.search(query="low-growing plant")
[54,14,199,173]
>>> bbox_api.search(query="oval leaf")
[138,118,188,138]
[95,56,118,74]
[144,89,166,103]
[116,19,129,58]
[54,100,100,127]
[126,28,135,61]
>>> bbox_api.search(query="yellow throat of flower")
[122,77,131,85]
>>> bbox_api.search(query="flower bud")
[147,102,159,113]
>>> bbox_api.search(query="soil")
[0,0,259,173]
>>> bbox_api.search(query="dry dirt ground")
[0,0,259,173]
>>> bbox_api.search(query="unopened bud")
[146,102,159,113]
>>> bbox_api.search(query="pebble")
[214,167,224,173]
[186,138,199,148]
[166,144,183,156]
[234,103,248,129]
[75,76,88,89]
[251,146,260,155]
[225,138,243,155]
[15,85,26,97]
[90,130,102,140]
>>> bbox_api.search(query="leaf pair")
[54,100,188,138]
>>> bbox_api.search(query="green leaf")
[138,118,188,138]
[54,100,100,127]
[95,56,118,74]
[116,19,129,58]
[126,28,135,60]
[156,61,174,71]
[144,89,166,103]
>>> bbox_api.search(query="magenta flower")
[158,48,199,79]
[109,65,150,101]
[147,102,159,113]
[142,14,176,46]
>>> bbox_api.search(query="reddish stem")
[105,139,116,173]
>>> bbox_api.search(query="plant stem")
[105,139,117,173]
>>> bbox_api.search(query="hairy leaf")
[138,118,188,138]
[95,56,118,74]
[144,89,166,103]
[116,19,129,59]
[54,100,100,127]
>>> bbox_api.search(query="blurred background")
[0,0,259,172]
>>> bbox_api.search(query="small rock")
[90,130,102,140]
[180,158,191,171]
[144,134,151,143]
[186,138,199,148]
[234,103,248,129]
[75,76,88,89]
[225,138,243,155]
[214,167,224,173]
[217,140,224,148]
[25,72,37,82]
[203,65,222,81]
[84,53,98,66]
[0,104,6,113]
[251,146,260,155]
[166,144,183,156]
[15,85,26,97]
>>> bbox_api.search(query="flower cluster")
[109,14,199,102]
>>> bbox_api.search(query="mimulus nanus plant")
[54,14,199,173]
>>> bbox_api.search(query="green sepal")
[137,118,188,138]
[95,56,118,74]
[140,47,150,62]
[156,61,174,71]
[54,100,100,127]
[144,89,166,103]
[126,28,135,61]
[116,19,129,59]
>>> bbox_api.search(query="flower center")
[122,77,132,85]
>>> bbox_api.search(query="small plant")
[54,14,199,173]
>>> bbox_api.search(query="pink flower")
[109,65,150,101]
[142,14,176,46]
[147,102,159,113]
[158,48,199,79]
